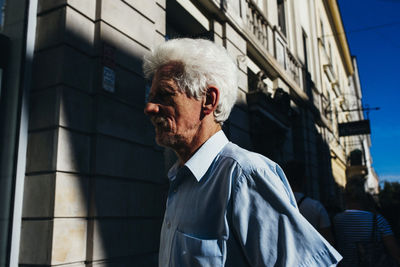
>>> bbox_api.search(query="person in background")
[283,160,335,245]
[333,177,400,266]
[143,38,341,266]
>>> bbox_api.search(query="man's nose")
[144,102,159,115]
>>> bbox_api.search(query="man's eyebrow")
[158,80,178,92]
[148,86,176,101]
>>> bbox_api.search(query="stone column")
[20,0,167,266]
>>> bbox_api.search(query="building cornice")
[326,0,354,76]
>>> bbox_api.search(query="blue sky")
[337,0,400,184]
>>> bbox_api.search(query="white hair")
[143,38,238,124]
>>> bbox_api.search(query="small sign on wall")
[102,44,116,93]
[338,120,371,137]
[103,66,115,93]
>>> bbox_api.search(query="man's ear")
[202,86,220,115]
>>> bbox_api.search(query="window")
[302,30,309,71]
[277,0,286,36]
[302,30,312,97]
[166,0,210,40]
[320,20,325,46]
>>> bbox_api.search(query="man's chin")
[155,134,174,148]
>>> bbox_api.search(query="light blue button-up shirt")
[159,131,342,266]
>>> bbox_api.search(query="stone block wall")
[222,22,253,151]
[21,0,167,266]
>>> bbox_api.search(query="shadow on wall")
[20,2,169,266]
[247,93,346,214]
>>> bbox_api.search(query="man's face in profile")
[144,63,202,149]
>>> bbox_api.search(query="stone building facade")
[0,0,377,266]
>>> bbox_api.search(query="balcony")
[244,0,302,86]
[245,0,270,51]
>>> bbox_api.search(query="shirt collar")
[167,130,229,182]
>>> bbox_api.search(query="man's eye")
[148,91,173,103]
[160,91,172,98]
[159,93,174,103]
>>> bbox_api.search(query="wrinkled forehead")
[148,61,184,97]
[154,61,184,80]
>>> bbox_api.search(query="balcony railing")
[245,0,269,51]
[286,48,301,85]
[244,0,302,87]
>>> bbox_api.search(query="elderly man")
[143,38,341,267]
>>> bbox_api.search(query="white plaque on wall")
[103,66,115,93]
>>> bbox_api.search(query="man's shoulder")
[303,198,329,218]
[217,142,295,206]
[305,197,324,208]
[219,142,280,174]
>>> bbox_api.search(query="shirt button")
[166,221,171,229]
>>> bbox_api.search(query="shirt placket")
[162,168,188,267]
